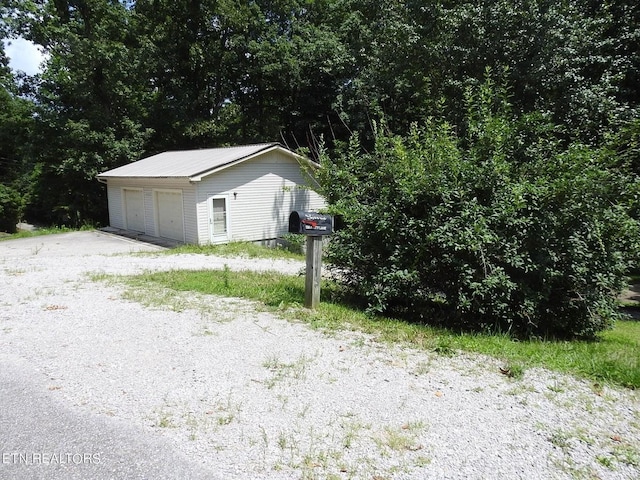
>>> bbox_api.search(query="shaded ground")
[619,284,640,319]
[99,226,184,249]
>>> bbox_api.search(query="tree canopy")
[318,78,640,338]
[2,0,639,336]
[2,1,638,226]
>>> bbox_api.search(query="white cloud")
[3,37,47,75]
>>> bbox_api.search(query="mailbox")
[289,211,333,235]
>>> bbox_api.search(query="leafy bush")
[317,82,640,339]
[279,233,306,255]
[0,184,22,233]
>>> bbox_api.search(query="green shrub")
[279,233,306,255]
[317,81,640,339]
[0,184,22,234]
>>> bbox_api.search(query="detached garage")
[97,143,326,245]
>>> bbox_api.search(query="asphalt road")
[0,355,219,480]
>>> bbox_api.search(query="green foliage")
[335,0,640,147]
[0,40,34,225]
[153,240,304,261]
[0,224,94,241]
[11,0,151,226]
[318,79,640,339]
[132,0,352,150]
[3,0,640,228]
[279,233,306,255]
[0,184,22,233]
[610,118,640,178]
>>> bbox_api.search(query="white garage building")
[97,143,326,245]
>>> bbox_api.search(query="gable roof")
[97,143,316,182]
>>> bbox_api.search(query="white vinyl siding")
[195,150,326,244]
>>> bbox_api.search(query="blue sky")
[3,37,47,75]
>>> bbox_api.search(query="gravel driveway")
[1,231,639,479]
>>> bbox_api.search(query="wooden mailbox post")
[288,211,333,309]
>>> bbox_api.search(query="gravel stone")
[1,231,639,479]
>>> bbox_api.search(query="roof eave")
[188,144,318,182]
[96,175,191,180]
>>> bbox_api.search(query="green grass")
[127,268,307,307]
[0,225,95,241]
[143,241,305,261]
[120,268,640,389]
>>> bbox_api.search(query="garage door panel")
[156,191,184,242]
[124,189,145,233]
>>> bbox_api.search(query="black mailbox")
[289,211,333,235]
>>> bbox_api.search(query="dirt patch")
[620,283,640,303]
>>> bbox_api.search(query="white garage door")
[123,189,145,233]
[156,191,185,242]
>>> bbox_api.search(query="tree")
[4,0,640,228]
[132,0,246,151]
[134,0,354,152]
[17,0,150,226]
[0,34,33,231]
[334,0,640,148]
[318,78,640,338]
[235,0,353,148]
